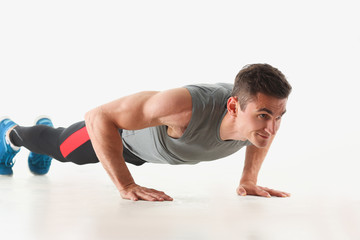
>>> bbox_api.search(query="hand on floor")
[120,183,173,202]
[237,181,291,198]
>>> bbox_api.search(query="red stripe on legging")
[60,126,90,158]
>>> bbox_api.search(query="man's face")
[237,93,288,148]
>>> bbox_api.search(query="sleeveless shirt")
[121,83,251,165]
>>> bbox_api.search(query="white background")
[1,1,360,239]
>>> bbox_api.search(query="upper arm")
[95,88,192,130]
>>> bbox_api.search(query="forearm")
[241,150,265,184]
[238,138,290,198]
[85,107,135,191]
[240,138,273,184]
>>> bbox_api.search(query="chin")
[248,141,266,148]
[254,141,268,148]
[249,136,270,148]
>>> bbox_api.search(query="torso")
[121,83,250,165]
[167,125,188,139]
[166,111,192,139]
[156,87,192,139]
[164,102,192,139]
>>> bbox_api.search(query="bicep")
[99,88,192,130]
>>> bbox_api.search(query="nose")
[265,120,277,136]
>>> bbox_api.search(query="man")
[0,63,292,202]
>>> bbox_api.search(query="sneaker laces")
[30,154,51,168]
[4,155,16,167]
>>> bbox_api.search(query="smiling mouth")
[257,133,270,139]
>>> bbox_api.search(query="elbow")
[85,107,103,128]
[85,106,118,130]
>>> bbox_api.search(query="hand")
[119,183,173,202]
[237,181,291,198]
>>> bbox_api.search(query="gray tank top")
[121,83,251,165]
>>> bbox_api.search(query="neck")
[219,112,246,141]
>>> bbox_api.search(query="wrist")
[119,181,136,191]
[240,177,257,186]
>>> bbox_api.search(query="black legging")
[9,121,146,166]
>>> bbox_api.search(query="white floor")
[1,1,360,239]
[1,151,359,240]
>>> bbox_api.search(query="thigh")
[59,121,146,166]
[59,121,99,165]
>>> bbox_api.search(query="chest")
[167,126,187,139]
[164,109,192,139]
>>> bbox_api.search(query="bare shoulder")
[145,88,192,127]
[146,88,191,112]
[95,87,192,130]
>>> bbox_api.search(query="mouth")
[257,133,270,139]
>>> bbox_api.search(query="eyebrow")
[257,108,287,116]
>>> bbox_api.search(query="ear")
[227,97,238,116]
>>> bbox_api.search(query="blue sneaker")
[0,118,20,175]
[28,116,54,175]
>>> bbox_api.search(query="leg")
[9,121,146,166]
[10,121,98,165]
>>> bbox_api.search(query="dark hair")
[231,63,292,110]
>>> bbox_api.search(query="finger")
[125,192,139,201]
[260,187,290,198]
[159,193,173,201]
[279,192,291,197]
[275,191,291,197]
[138,188,173,202]
[255,188,271,198]
[160,195,173,201]
[136,191,158,201]
[144,188,173,201]
[157,192,173,201]
[143,189,173,201]
[143,191,165,201]
[278,191,291,197]
[236,186,247,196]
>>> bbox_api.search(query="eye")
[258,114,269,120]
